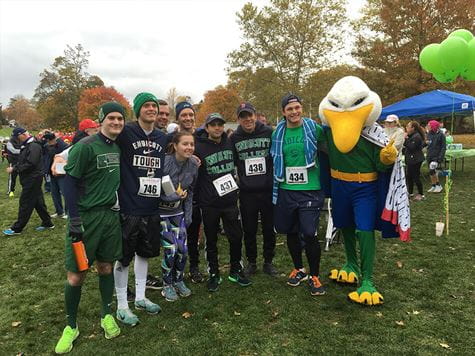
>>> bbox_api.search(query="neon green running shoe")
[100,314,121,339]
[55,325,79,354]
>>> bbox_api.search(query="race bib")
[159,200,181,210]
[245,157,266,176]
[138,177,161,197]
[285,166,308,184]
[213,173,238,197]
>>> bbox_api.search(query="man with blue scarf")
[270,94,326,296]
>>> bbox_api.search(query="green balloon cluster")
[419,29,475,83]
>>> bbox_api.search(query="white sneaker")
[61,214,68,219]
[427,186,435,193]
[433,185,443,193]
[51,213,59,218]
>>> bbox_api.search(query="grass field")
[0,154,474,355]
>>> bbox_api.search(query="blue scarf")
[270,117,318,204]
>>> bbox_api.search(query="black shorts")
[119,214,162,266]
[273,189,324,236]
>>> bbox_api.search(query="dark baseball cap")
[281,93,302,109]
[236,102,256,117]
[12,127,27,137]
[205,113,225,125]
[43,132,56,140]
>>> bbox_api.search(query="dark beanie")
[175,101,194,119]
[281,93,302,109]
[133,92,159,118]
[98,102,126,122]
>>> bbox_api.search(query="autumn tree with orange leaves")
[196,86,242,126]
[78,86,132,122]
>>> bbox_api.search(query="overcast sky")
[0,0,364,107]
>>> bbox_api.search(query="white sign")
[285,166,308,184]
[138,177,161,197]
[213,173,238,197]
[245,157,266,176]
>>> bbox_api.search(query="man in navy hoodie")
[194,113,251,292]
[231,102,277,277]
[113,93,167,326]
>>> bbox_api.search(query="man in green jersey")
[270,94,326,296]
[54,102,125,354]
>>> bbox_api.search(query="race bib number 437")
[138,177,161,197]
[213,173,238,197]
[285,166,308,184]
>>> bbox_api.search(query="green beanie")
[133,92,159,118]
[98,102,126,122]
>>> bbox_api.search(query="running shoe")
[263,263,279,277]
[189,267,204,283]
[308,275,326,296]
[161,285,179,302]
[207,273,222,292]
[228,271,252,287]
[433,185,443,193]
[146,274,163,290]
[3,228,20,236]
[100,314,120,339]
[174,281,191,297]
[287,269,308,286]
[51,213,59,218]
[54,325,79,354]
[35,225,55,232]
[116,308,139,326]
[243,263,257,276]
[135,298,161,314]
[427,186,435,193]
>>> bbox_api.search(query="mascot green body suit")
[319,76,411,306]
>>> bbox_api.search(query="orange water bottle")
[71,233,89,271]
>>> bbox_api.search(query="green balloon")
[464,39,475,71]
[439,37,469,72]
[419,43,444,74]
[433,71,458,83]
[448,29,474,43]
[461,68,475,81]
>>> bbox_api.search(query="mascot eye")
[329,100,340,108]
[352,97,366,106]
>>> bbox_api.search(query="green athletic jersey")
[279,125,324,190]
[325,129,389,173]
[65,134,121,211]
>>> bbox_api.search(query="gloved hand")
[429,161,438,170]
[380,138,398,165]
[69,217,84,242]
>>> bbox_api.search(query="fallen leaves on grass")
[332,322,339,326]
[88,334,96,339]
[395,320,405,326]
[276,242,284,246]
[265,300,271,304]
[234,311,241,316]
[182,312,192,319]
[376,312,383,317]
[439,343,450,349]
[11,321,21,327]
[272,311,279,317]
[406,310,420,315]
[396,261,403,268]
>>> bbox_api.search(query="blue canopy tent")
[380,90,475,119]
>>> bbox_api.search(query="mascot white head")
[319,76,382,153]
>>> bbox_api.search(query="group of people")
[382,115,448,201]
[2,86,446,354]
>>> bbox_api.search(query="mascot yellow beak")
[323,104,373,153]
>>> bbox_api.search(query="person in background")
[3,127,54,235]
[426,120,446,193]
[43,132,69,218]
[445,130,454,144]
[5,134,21,197]
[403,121,426,201]
[256,112,269,126]
[155,99,170,132]
[383,115,405,155]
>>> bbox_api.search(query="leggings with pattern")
[161,214,188,285]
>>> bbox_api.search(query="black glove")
[69,217,84,242]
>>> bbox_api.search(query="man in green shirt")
[55,102,125,354]
[270,94,326,296]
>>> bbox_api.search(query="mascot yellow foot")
[348,280,384,306]
[329,265,359,285]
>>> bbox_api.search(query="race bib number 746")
[138,177,161,197]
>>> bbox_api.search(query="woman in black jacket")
[403,121,426,201]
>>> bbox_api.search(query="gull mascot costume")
[319,76,411,306]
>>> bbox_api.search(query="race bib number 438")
[213,173,238,197]
[245,157,266,176]
[285,166,308,184]
[138,177,161,197]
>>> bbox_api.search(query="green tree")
[353,0,475,104]
[227,0,347,93]
[34,44,104,129]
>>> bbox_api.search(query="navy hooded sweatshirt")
[230,120,273,193]
[194,129,238,209]
[116,121,167,215]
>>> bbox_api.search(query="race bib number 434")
[138,177,161,197]
[285,166,308,184]
[245,157,266,176]
[213,173,238,197]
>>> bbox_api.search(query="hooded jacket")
[116,121,167,215]
[230,120,273,193]
[194,129,238,208]
[13,136,44,183]
[426,130,446,163]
